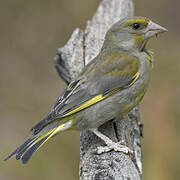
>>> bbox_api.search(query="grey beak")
[145,20,168,39]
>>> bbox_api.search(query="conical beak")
[145,20,168,39]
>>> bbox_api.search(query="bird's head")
[103,17,167,52]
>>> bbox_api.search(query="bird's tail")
[4,120,72,164]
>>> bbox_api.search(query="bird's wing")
[31,52,140,134]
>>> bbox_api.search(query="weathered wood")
[54,0,142,179]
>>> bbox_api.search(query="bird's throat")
[140,40,148,52]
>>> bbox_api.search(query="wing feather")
[31,52,140,134]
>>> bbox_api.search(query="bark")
[54,0,143,179]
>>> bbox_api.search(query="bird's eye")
[132,23,141,30]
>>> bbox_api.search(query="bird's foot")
[90,129,133,155]
[97,141,133,155]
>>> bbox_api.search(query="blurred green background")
[1,0,180,179]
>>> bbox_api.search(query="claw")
[96,141,133,155]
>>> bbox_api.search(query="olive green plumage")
[4,16,167,164]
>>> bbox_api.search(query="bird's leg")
[90,128,133,155]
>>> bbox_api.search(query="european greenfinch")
[4,16,167,164]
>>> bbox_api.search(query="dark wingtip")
[30,116,50,135]
[3,137,36,163]
[21,135,50,164]
[3,150,17,162]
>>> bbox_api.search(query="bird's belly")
[73,80,149,130]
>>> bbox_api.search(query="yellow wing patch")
[64,94,106,117]
[63,87,128,117]
[64,89,123,117]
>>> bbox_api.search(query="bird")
[4,16,167,164]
